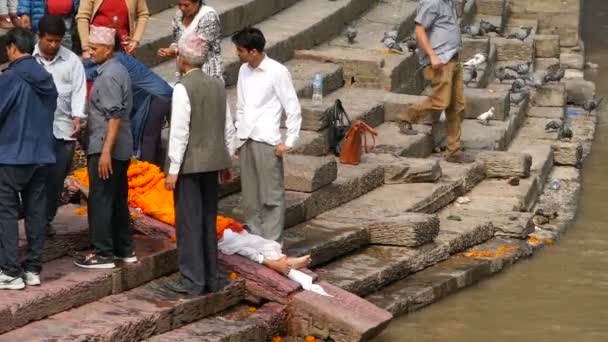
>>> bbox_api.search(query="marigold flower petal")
[230,272,238,280]
[248,307,257,313]
[306,336,316,342]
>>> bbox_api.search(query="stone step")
[434,211,495,255]
[294,0,424,94]
[492,36,535,63]
[461,176,541,212]
[146,303,287,342]
[219,158,385,228]
[464,87,510,121]
[365,154,442,184]
[152,0,378,87]
[138,0,302,69]
[461,119,510,151]
[373,122,434,158]
[476,150,533,178]
[527,106,566,119]
[283,218,369,267]
[473,14,505,35]
[0,236,177,334]
[284,155,337,193]
[475,0,507,18]
[1,275,244,341]
[535,34,561,59]
[365,237,533,317]
[531,82,567,107]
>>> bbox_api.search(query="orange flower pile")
[71,160,245,240]
[75,207,87,216]
[465,245,515,258]
[306,336,316,342]
[528,236,544,245]
[248,307,257,313]
[272,337,282,342]
[230,272,238,280]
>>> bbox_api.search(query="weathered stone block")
[560,52,585,70]
[290,129,330,156]
[477,151,532,178]
[284,155,337,193]
[288,281,393,342]
[373,122,434,158]
[527,106,565,119]
[465,88,510,121]
[531,83,566,107]
[535,57,560,71]
[366,153,442,184]
[565,69,585,80]
[493,37,534,62]
[552,141,583,166]
[476,0,505,17]
[535,34,560,58]
[367,213,440,247]
[565,78,595,106]
[492,212,535,239]
[462,37,490,62]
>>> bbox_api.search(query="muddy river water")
[375,1,608,341]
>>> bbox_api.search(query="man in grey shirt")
[74,25,136,269]
[400,0,472,164]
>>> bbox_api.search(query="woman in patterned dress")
[158,0,223,80]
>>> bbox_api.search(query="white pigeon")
[439,110,446,122]
[464,53,486,67]
[477,107,495,125]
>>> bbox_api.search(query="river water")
[375,1,608,341]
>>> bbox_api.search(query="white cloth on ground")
[218,228,284,264]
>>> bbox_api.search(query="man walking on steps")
[232,27,302,242]
[0,28,58,289]
[400,0,473,164]
[34,15,87,238]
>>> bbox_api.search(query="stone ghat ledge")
[0,275,245,341]
[366,166,582,317]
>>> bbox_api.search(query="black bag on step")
[328,99,351,156]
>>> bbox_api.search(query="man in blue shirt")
[0,28,58,290]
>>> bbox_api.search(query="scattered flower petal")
[248,307,257,313]
[230,272,238,280]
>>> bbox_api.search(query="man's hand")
[71,118,81,138]
[220,169,232,184]
[165,174,178,190]
[158,47,177,58]
[275,143,290,157]
[20,15,31,29]
[430,54,443,70]
[98,152,113,180]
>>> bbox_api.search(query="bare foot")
[286,255,312,269]
[264,258,290,275]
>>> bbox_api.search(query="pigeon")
[462,24,482,36]
[511,78,527,92]
[464,53,486,67]
[558,124,573,141]
[479,19,500,35]
[507,26,532,41]
[543,64,565,83]
[510,91,529,105]
[345,25,357,44]
[525,72,544,88]
[545,119,562,132]
[532,215,550,227]
[403,35,417,52]
[583,95,603,114]
[463,66,478,85]
[477,107,495,125]
[507,176,520,186]
[535,208,559,220]
[506,62,531,75]
[495,66,518,83]
[381,30,403,53]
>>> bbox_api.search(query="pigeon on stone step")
[495,66,518,83]
[462,24,482,36]
[532,215,550,227]
[506,62,531,75]
[507,26,532,41]
[525,72,544,88]
[479,19,500,35]
[345,25,357,44]
[510,90,529,105]
[381,30,403,53]
[511,78,527,92]
[545,119,562,132]
[507,176,520,186]
[543,64,565,83]
[464,53,486,67]
[558,124,573,141]
[463,66,478,85]
[403,35,417,52]
[535,208,559,219]
[477,107,495,125]
[583,95,603,114]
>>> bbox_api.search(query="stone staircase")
[0,0,597,340]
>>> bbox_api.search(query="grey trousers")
[238,140,285,242]
[46,139,75,224]
[174,171,219,291]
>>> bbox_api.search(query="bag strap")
[333,99,351,127]
[352,120,378,153]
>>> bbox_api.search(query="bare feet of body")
[286,255,312,269]
[264,255,312,275]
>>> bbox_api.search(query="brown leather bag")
[339,120,378,165]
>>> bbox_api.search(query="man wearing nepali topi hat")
[74,25,136,269]
[164,31,232,296]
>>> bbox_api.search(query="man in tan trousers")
[400,0,472,164]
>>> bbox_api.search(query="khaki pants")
[400,60,465,155]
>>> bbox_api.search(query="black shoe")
[399,121,418,135]
[114,252,138,264]
[164,278,205,296]
[207,275,230,293]
[74,253,116,269]
[46,223,57,238]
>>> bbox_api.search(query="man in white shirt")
[231,27,302,242]
[33,15,87,237]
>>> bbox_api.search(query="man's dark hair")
[38,15,67,37]
[231,27,266,52]
[6,28,36,54]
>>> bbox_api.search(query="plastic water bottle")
[312,73,323,107]
[550,179,560,190]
